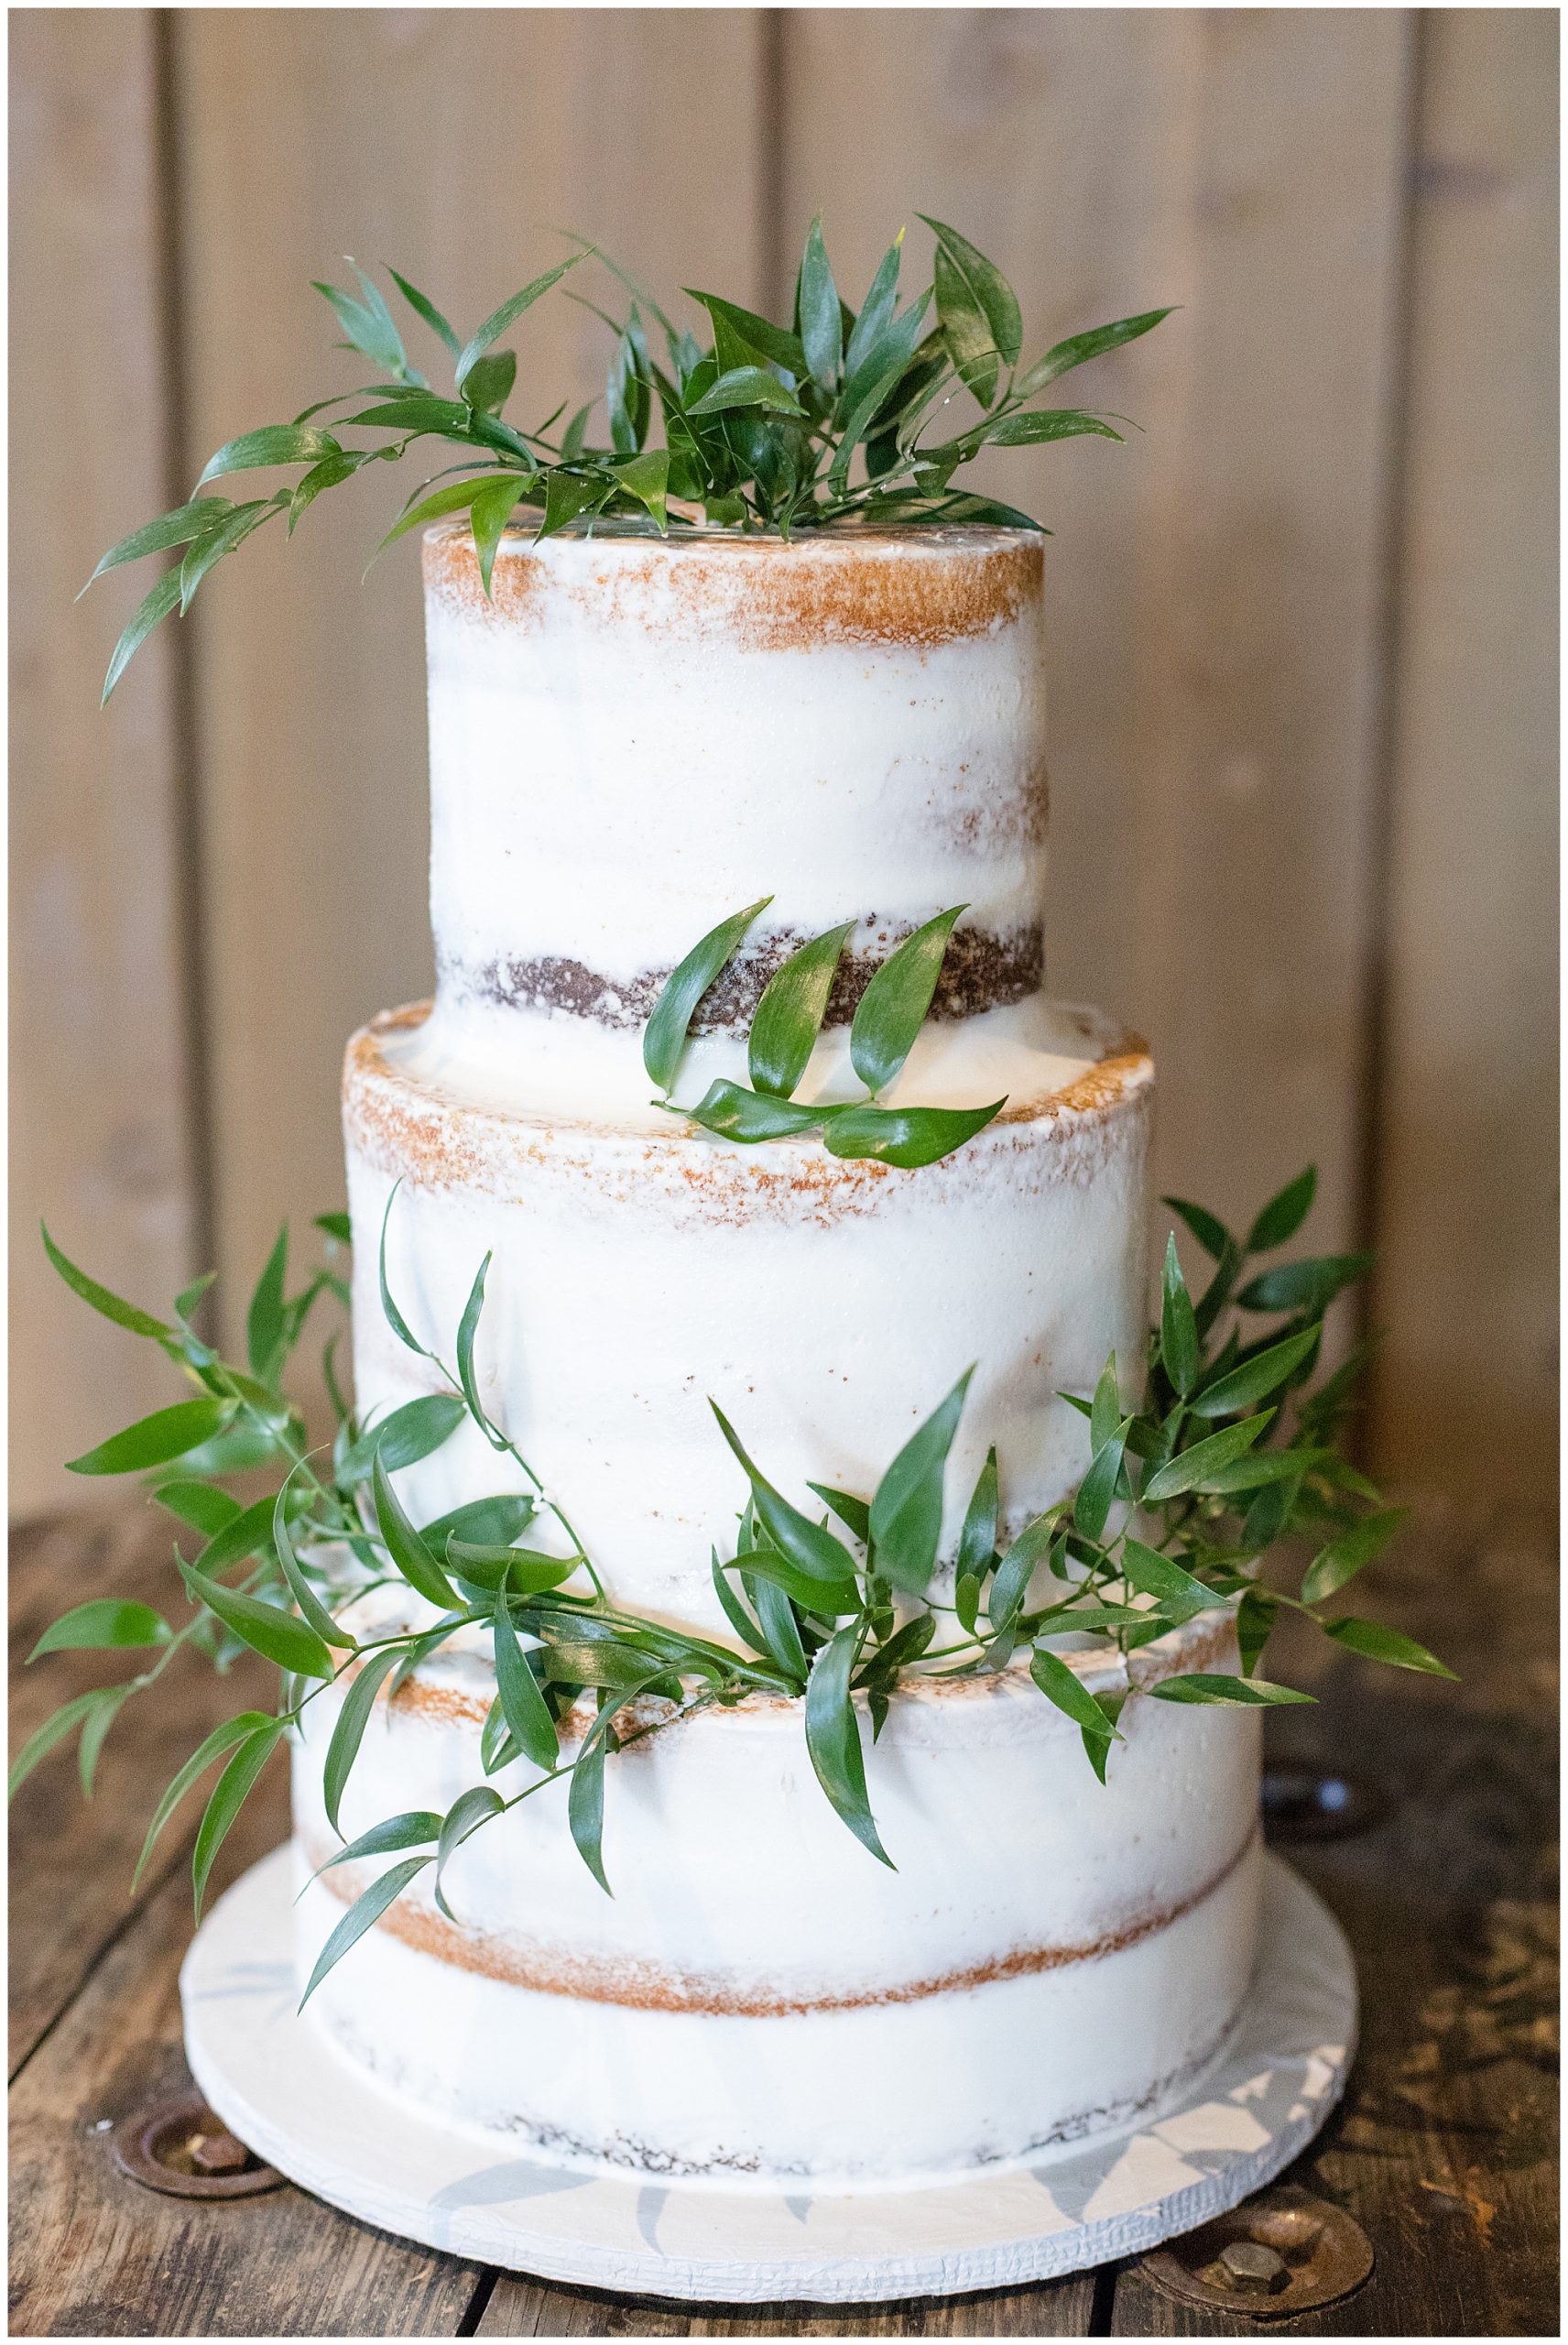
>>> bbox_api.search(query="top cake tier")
[422,521,1048,1084]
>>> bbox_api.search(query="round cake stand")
[181,1849,1355,2305]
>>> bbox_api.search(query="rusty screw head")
[189,2129,252,2176]
[1138,2184,1373,2320]
[1248,2202,1326,2253]
[108,2089,284,2199]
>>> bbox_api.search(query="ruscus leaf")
[299,1855,432,2007]
[868,1368,973,1596]
[1190,1326,1320,1419]
[372,1451,460,1610]
[196,424,343,487]
[681,1082,826,1143]
[454,255,583,394]
[1247,1166,1318,1253]
[799,215,843,392]
[1162,1196,1231,1260]
[1016,308,1174,397]
[822,1098,1006,1169]
[710,1403,860,1589]
[179,1556,335,1679]
[9,1692,119,1801]
[246,1223,289,1382]
[1150,1673,1314,1707]
[957,1447,999,1576]
[1321,1616,1456,1678]
[192,1720,285,1915]
[67,1398,236,1477]
[309,1811,443,1880]
[748,922,855,1098]
[1236,1254,1374,1314]
[322,1652,399,1835]
[40,1224,172,1341]
[28,1600,169,1661]
[643,899,772,1094]
[101,567,182,703]
[1160,1234,1201,1398]
[129,1712,273,1885]
[1030,1646,1125,1740]
[433,1784,506,1919]
[1301,1507,1409,1605]
[1141,1412,1275,1503]
[805,1628,893,1868]
[495,1598,562,1771]
[849,906,965,1096]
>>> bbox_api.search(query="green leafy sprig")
[645,898,1007,1167]
[16,1165,1446,2002]
[82,220,1172,700]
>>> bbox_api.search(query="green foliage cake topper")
[18,1163,1449,2001]
[81,215,1171,700]
[645,897,1007,1166]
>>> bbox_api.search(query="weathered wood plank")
[169,7,769,1369]
[1368,7,1559,1500]
[8,1502,1554,2334]
[779,10,1417,1265]
[478,2274,1097,2336]
[8,1800,485,2339]
[8,1506,275,2076]
[1113,1501,1558,2336]
[778,5,1196,1105]
[8,8,199,1515]
[1120,6,1413,1257]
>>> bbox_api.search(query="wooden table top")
[9,1499,1557,2339]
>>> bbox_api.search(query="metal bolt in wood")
[1137,2183,1373,2320]
[107,2089,284,2200]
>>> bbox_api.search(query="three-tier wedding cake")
[293,519,1261,2187]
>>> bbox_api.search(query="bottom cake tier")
[293,1604,1262,2191]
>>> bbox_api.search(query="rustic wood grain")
[1123,5,1415,1262]
[10,1502,1555,2336]
[780,9,1416,1272]
[779,7,1194,1048]
[8,7,200,1515]
[7,1505,277,2076]
[1113,1501,1558,2336]
[8,1806,485,2339]
[1367,6,1559,1500]
[11,10,1558,1516]
[169,7,770,1375]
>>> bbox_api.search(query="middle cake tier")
[344,998,1153,1634]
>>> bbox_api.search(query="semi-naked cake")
[295,521,1262,2187]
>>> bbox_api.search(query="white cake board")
[181,1847,1355,2304]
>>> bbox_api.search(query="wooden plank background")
[9,6,1557,1516]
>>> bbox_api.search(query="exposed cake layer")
[423,523,1048,1061]
[294,1603,1261,2187]
[343,1000,1153,1634]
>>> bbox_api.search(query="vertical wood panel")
[781,9,1414,1268]
[1127,9,1413,1261]
[779,7,1199,1054]
[11,10,1557,1517]
[8,10,197,1514]
[173,8,770,1358]
[1369,8,1558,1495]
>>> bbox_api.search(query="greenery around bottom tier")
[15,1165,1452,2007]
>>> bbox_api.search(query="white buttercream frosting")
[343,1000,1152,1634]
[294,1599,1261,2187]
[422,522,1049,1043]
[308,521,1260,2193]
